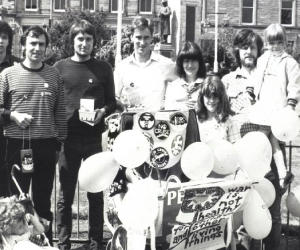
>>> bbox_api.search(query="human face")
[132,28,152,59]
[24,33,46,65]
[0,32,9,54]
[10,219,27,236]
[203,94,220,114]
[73,32,94,60]
[183,59,199,81]
[239,41,258,69]
[266,40,285,57]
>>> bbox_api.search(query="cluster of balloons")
[181,131,277,240]
[79,130,159,231]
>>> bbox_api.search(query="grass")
[50,105,300,249]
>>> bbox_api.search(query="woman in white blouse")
[165,42,206,111]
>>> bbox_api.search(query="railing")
[50,140,300,249]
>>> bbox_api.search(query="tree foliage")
[48,8,110,60]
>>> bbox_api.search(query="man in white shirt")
[114,16,176,111]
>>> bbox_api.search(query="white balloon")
[181,142,214,180]
[234,132,272,181]
[79,152,119,193]
[243,189,272,240]
[253,178,275,208]
[272,108,300,142]
[118,178,159,230]
[113,130,150,168]
[207,139,239,175]
[286,185,300,217]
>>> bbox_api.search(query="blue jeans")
[57,135,103,249]
[6,138,56,245]
[263,143,286,250]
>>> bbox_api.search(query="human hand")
[93,109,105,125]
[185,100,196,109]
[25,213,32,223]
[10,111,33,129]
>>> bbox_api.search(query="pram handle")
[11,164,21,176]
[11,164,24,195]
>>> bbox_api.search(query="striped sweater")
[0,63,67,147]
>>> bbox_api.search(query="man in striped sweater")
[54,20,116,250]
[0,26,67,245]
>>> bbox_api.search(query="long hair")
[176,42,206,80]
[69,20,97,47]
[264,23,287,47]
[196,76,233,123]
[232,29,263,68]
[0,21,13,55]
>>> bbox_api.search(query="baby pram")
[0,164,51,249]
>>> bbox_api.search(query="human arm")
[94,63,117,125]
[286,58,300,110]
[25,213,44,236]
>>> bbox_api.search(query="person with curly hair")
[0,196,45,249]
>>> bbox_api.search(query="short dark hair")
[130,16,154,36]
[232,29,263,68]
[69,19,97,47]
[0,21,13,55]
[176,42,206,79]
[21,26,49,47]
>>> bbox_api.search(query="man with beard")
[222,29,286,250]
[222,29,263,137]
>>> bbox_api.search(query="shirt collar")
[129,51,160,67]
[234,66,257,79]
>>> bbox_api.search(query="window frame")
[139,0,152,14]
[25,0,38,11]
[82,0,96,12]
[280,0,296,26]
[240,0,257,25]
[111,0,124,14]
[53,0,66,12]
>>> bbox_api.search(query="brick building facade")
[203,0,300,61]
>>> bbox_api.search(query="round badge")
[154,121,170,140]
[44,83,49,88]
[138,112,155,130]
[130,82,134,87]
[170,112,188,131]
[142,132,154,151]
[171,135,184,156]
[150,147,170,169]
[89,79,93,83]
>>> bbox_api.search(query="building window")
[281,0,295,26]
[54,0,65,10]
[241,0,255,24]
[25,0,37,10]
[82,0,95,11]
[111,0,124,13]
[139,0,152,13]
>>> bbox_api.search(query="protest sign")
[162,179,252,250]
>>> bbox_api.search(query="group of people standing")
[0,11,299,250]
